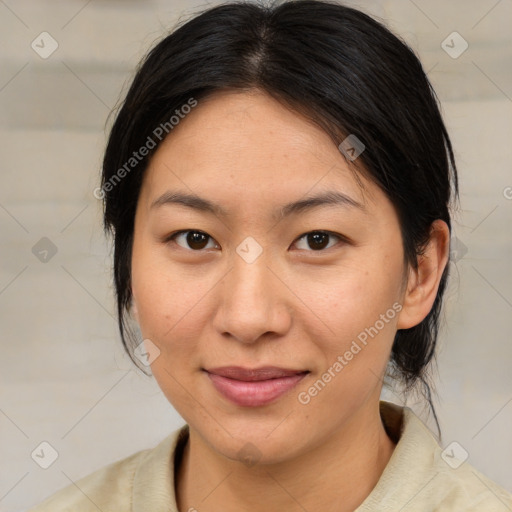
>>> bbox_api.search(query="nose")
[212,246,291,345]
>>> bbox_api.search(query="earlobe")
[397,220,450,330]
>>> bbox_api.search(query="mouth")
[203,366,310,407]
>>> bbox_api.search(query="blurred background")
[0,0,511,510]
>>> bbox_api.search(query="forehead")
[139,90,380,214]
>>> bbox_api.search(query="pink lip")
[204,366,309,407]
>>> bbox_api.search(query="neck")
[176,402,396,512]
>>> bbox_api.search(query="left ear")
[397,219,451,330]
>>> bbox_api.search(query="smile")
[204,366,310,407]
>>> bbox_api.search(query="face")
[131,89,408,464]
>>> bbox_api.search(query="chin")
[195,418,311,467]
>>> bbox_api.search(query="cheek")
[298,285,399,414]
[131,244,213,362]
[291,252,403,397]
[294,250,401,336]
[131,258,170,339]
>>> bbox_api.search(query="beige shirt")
[28,401,512,511]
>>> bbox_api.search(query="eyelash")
[163,229,347,253]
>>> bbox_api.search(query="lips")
[206,366,308,381]
[204,366,309,407]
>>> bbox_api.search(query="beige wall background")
[0,0,511,510]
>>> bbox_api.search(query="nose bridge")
[213,237,287,344]
[230,241,273,316]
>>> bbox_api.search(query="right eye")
[164,230,220,251]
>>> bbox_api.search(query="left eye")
[293,231,342,251]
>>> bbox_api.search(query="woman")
[30,0,512,510]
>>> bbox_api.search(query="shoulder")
[26,427,184,512]
[425,438,512,511]
[359,402,512,511]
[27,449,149,512]
[406,406,512,511]
[430,462,512,511]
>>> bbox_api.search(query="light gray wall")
[1,1,511,510]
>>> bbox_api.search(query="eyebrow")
[150,189,366,219]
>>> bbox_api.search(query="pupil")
[308,232,328,250]
[188,231,208,250]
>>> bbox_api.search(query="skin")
[130,89,450,512]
